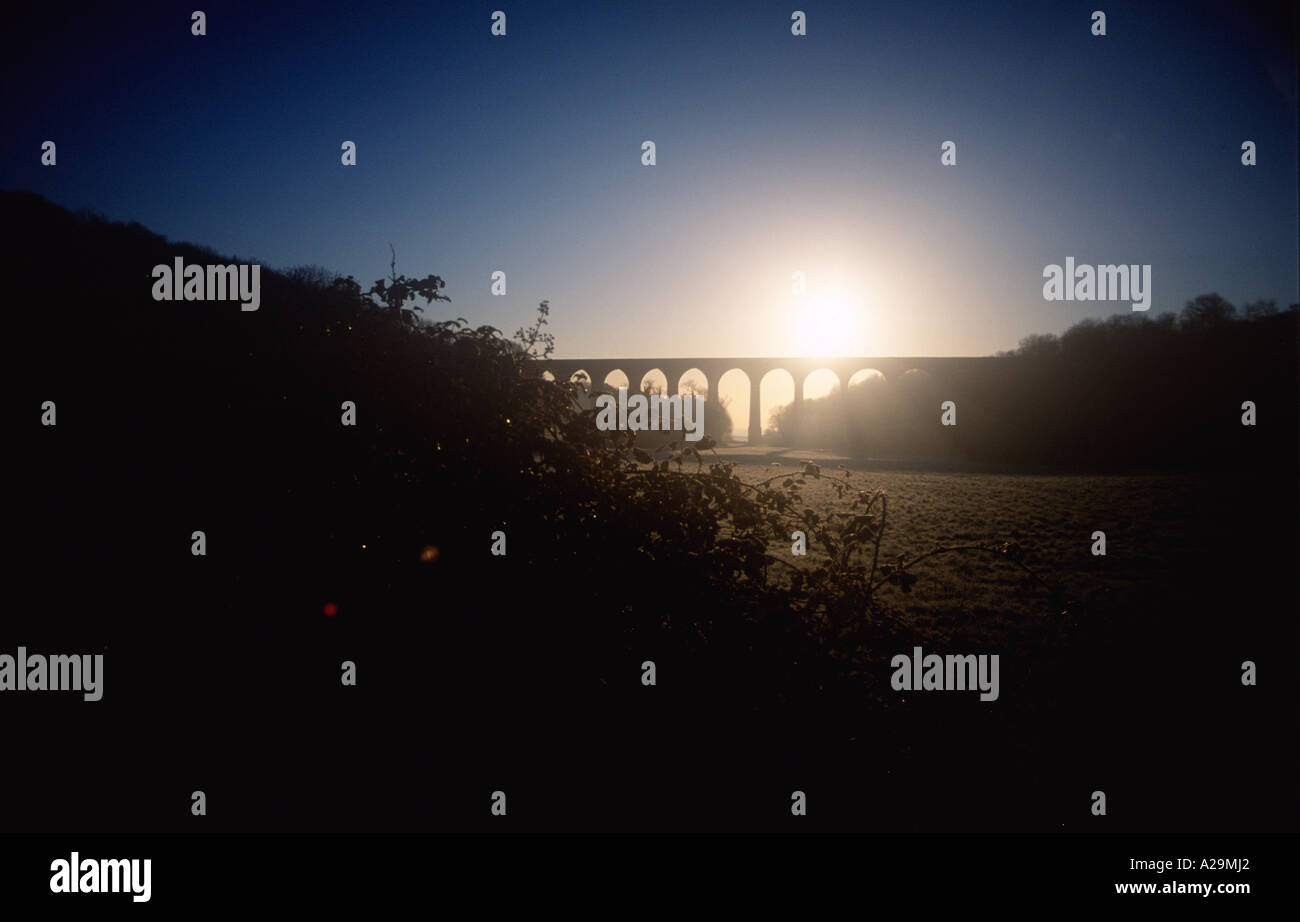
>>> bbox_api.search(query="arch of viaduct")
[538,356,1002,443]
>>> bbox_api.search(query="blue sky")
[3,0,1295,359]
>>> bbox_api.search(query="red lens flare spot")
[323,602,338,617]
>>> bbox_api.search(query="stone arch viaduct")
[538,356,1004,443]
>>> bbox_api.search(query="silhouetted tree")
[1180,293,1237,330]
[1242,298,1279,320]
[331,244,451,326]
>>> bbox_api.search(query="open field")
[705,446,1274,656]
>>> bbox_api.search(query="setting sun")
[794,290,863,356]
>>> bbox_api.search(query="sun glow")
[793,289,864,356]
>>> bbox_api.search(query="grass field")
[725,447,1206,609]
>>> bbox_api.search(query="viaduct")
[538,356,1008,443]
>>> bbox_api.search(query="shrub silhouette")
[9,189,1045,700]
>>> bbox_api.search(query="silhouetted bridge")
[539,356,1006,443]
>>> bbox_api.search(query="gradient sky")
[3,0,1296,362]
